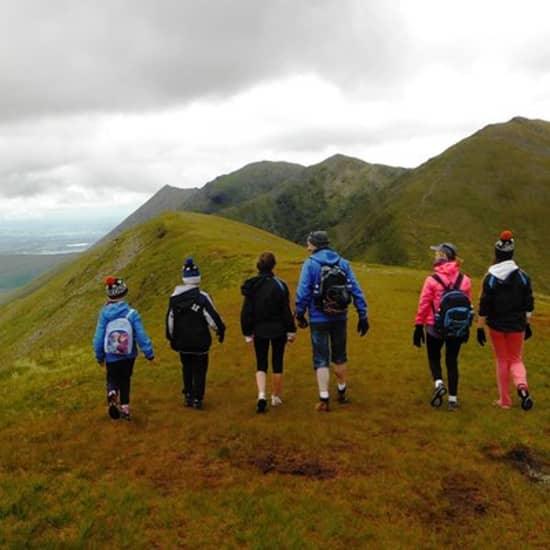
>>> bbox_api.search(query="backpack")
[313,259,352,315]
[104,310,134,355]
[432,273,473,339]
[169,293,211,352]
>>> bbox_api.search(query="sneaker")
[518,387,534,411]
[316,399,330,412]
[183,394,193,407]
[107,391,120,420]
[271,395,283,407]
[192,399,203,410]
[448,401,458,412]
[337,388,350,404]
[120,410,131,421]
[256,398,267,413]
[430,384,447,408]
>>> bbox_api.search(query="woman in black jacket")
[241,251,296,413]
[477,231,534,410]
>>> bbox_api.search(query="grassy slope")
[0,212,549,548]
[351,117,550,292]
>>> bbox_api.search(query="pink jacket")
[415,261,472,326]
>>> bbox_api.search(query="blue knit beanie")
[182,257,201,284]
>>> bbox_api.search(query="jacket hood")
[488,260,519,281]
[171,284,199,297]
[310,248,341,265]
[433,260,460,280]
[102,301,131,320]
[241,274,271,297]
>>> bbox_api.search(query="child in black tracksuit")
[166,258,225,409]
[241,251,296,413]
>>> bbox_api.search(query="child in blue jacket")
[93,276,155,420]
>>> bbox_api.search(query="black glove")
[413,324,425,348]
[525,323,532,340]
[296,313,309,329]
[217,330,225,344]
[477,327,486,346]
[357,317,369,336]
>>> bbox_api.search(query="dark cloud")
[0,0,409,122]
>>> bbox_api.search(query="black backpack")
[168,292,212,353]
[313,259,352,315]
[432,273,473,339]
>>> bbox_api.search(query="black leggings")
[426,333,462,396]
[106,359,135,405]
[254,336,286,374]
[180,353,209,401]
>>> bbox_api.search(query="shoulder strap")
[488,274,496,289]
[431,273,450,290]
[272,277,286,294]
[126,308,135,320]
[453,273,464,290]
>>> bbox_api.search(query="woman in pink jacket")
[413,243,472,411]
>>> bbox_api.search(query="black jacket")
[240,272,296,339]
[166,286,225,353]
[478,265,534,332]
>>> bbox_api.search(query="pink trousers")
[489,329,528,407]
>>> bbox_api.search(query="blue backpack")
[432,273,473,339]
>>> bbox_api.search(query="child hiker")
[413,243,473,411]
[93,276,155,421]
[166,257,225,409]
[240,251,296,413]
[477,230,535,410]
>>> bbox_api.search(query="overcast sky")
[1,0,550,224]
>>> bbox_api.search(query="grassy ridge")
[0,212,549,548]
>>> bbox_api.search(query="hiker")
[477,231,534,410]
[166,257,225,409]
[93,276,156,421]
[413,243,473,411]
[295,231,369,411]
[241,251,296,413]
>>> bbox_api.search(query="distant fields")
[0,213,548,548]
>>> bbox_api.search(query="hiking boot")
[192,399,203,410]
[448,401,458,412]
[107,391,120,420]
[256,398,267,413]
[518,387,534,411]
[430,384,447,408]
[271,395,283,407]
[337,388,350,404]
[316,399,330,412]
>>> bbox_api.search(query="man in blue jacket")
[295,231,369,411]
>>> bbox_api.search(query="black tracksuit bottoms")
[426,333,462,396]
[180,353,209,401]
[106,359,135,405]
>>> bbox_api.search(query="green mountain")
[183,160,307,213]
[0,212,548,547]
[220,154,408,247]
[345,117,550,292]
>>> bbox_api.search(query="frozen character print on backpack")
[241,251,296,413]
[477,231,535,410]
[295,231,369,412]
[166,258,225,410]
[93,276,156,421]
[413,243,472,411]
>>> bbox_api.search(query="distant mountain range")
[102,116,550,292]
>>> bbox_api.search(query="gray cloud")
[0,0,409,123]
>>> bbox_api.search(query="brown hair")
[257,251,276,273]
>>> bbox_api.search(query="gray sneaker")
[430,384,447,408]
[448,401,458,412]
